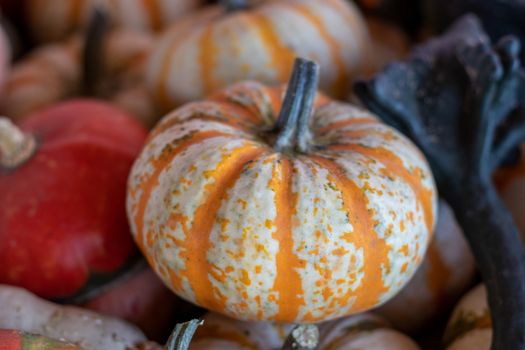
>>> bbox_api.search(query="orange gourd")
[26,0,204,42]
[127,58,437,323]
[147,0,371,110]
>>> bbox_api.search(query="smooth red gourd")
[0,100,147,299]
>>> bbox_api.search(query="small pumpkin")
[443,285,491,350]
[25,0,204,43]
[377,199,476,333]
[177,312,420,349]
[0,285,148,350]
[128,58,438,323]
[0,100,147,300]
[0,330,83,350]
[147,0,371,111]
[0,23,157,127]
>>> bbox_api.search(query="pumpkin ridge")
[288,3,348,98]
[315,118,379,135]
[179,145,267,311]
[309,155,390,313]
[132,131,231,252]
[199,24,219,95]
[328,144,435,235]
[246,11,296,83]
[270,156,305,321]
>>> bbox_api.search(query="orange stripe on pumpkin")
[270,157,305,321]
[133,131,231,253]
[179,144,267,311]
[69,0,84,34]
[247,12,296,83]
[329,144,435,234]
[290,3,349,97]
[310,155,391,313]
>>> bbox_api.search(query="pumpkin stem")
[0,117,37,169]
[282,324,319,350]
[275,58,319,154]
[164,319,203,350]
[219,0,250,12]
[83,6,110,96]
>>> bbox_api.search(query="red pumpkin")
[0,100,147,299]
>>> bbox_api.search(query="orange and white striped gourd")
[26,0,203,42]
[127,58,438,323]
[377,200,476,333]
[1,28,156,127]
[147,0,370,111]
[443,285,491,350]
[187,312,421,349]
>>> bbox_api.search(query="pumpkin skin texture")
[127,77,438,323]
[0,30,157,127]
[0,330,83,350]
[25,0,204,43]
[147,0,370,110]
[377,200,476,333]
[0,285,146,350]
[188,312,420,349]
[443,285,491,350]
[0,100,147,299]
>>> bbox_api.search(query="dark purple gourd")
[355,15,525,350]
[425,0,525,61]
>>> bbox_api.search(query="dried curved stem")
[165,319,203,350]
[274,58,319,154]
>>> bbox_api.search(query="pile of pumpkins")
[0,0,522,349]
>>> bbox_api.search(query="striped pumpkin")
[0,330,83,350]
[188,312,420,349]
[443,285,491,350]
[26,0,203,42]
[127,58,438,323]
[0,29,157,127]
[377,200,476,333]
[147,0,370,111]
